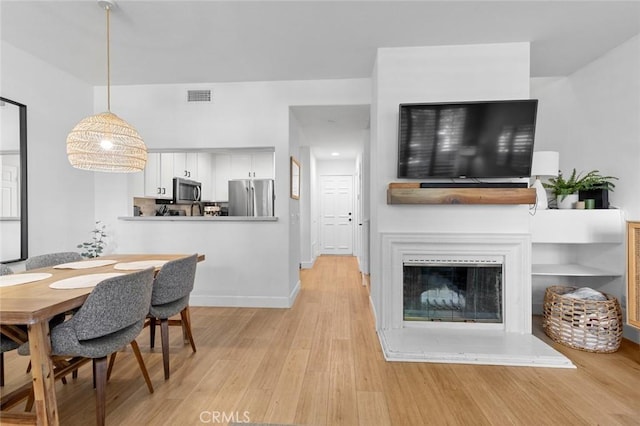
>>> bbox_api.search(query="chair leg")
[94,357,108,426]
[180,307,197,353]
[107,352,117,382]
[1,352,4,387]
[160,318,170,380]
[149,317,157,348]
[130,340,154,394]
[25,389,34,412]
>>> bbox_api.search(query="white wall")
[316,159,357,176]
[309,152,318,260]
[1,41,96,261]
[298,145,313,268]
[370,42,532,328]
[288,109,302,296]
[93,78,370,306]
[530,77,571,152]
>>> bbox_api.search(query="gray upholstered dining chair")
[0,338,19,387]
[21,252,82,376]
[147,254,198,380]
[47,267,156,426]
[0,263,13,276]
[25,251,83,270]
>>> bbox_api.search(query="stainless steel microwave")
[173,177,202,204]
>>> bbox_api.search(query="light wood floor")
[2,255,640,425]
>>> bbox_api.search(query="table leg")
[27,321,59,426]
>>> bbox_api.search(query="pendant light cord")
[106,5,111,112]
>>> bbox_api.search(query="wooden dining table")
[0,253,204,426]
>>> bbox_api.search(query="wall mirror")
[0,97,28,263]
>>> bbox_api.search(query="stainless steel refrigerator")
[228,179,275,216]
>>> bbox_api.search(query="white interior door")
[320,175,353,255]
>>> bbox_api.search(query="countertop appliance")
[228,179,274,216]
[173,177,202,204]
[203,205,221,216]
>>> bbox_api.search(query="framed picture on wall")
[290,156,300,200]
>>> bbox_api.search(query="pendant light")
[66,0,147,172]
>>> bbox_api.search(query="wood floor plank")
[356,391,392,426]
[293,371,329,426]
[1,255,639,425]
[263,348,310,424]
[327,338,358,426]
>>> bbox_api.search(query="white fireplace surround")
[382,233,531,333]
[377,232,575,368]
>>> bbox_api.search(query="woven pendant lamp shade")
[67,111,147,172]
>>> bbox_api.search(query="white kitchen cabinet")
[173,152,199,180]
[213,151,274,201]
[144,152,174,199]
[230,152,274,179]
[530,209,625,313]
[213,154,231,201]
[140,150,274,202]
[251,152,275,179]
[197,152,214,201]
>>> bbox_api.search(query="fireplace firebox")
[403,259,503,323]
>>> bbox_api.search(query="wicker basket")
[542,286,622,353]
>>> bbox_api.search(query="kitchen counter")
[119,216,278,222]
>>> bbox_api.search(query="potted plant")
[543,169,585,209]
[578,170,617,209]
[77,221,108,258]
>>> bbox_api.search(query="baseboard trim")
[369,294,378,327]
[190,295,291,308]
[190,281,301,309]
[300,258,315,269]
[289,279,301,307]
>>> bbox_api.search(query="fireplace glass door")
[403,262,503,323]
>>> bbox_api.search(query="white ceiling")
[2,0,639,159]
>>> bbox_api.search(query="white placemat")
[0,273,53,288]
[53,259,118,269]
[49,273,125,289]
[113,260,168,271]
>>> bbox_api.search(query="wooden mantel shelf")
[387,182,536,205]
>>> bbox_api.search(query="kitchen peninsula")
[115,210,295,310]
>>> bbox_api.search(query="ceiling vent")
[187,90,212,102]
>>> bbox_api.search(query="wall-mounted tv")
[397,99,538,179]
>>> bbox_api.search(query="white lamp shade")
[531,151,559,177]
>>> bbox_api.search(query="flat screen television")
[397,99,538,179]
